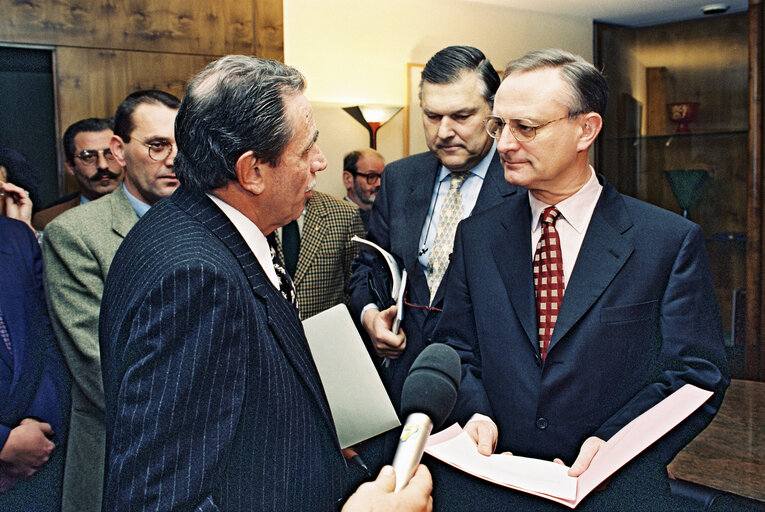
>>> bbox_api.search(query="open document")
[302,304,400,448]
[425,384,714,508]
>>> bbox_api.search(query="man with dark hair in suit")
[33,117,124,230]
[0,216,70,512]
[435,48,729,510]
[43,89,180,512]
[348,45,517,434]
[99,55,432,512]
[342,148,385,230]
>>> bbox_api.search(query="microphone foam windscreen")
[400,343,461,429]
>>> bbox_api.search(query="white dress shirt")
[528,167,603,287]
[207,193,280,290]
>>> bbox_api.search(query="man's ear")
[110,135,128,167]
[577,112,603,152]
[342,170,354,190]
[236,150,266,195]
[64,160,75,177]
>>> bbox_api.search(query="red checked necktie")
[533,206,564,362]
[0,306,13,360]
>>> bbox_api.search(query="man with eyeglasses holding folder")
[42,89,180,512]
[33,117,124,230]
[433,49,729,510]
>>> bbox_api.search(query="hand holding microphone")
[391,343,461,492]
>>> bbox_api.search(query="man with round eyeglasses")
[42,90,181,512]
[434,49,729,510]
[32,118,124,230]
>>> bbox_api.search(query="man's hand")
[464,416,498,456]
[362,306,406,359]
[0,182,34,230]
[553,436,605,477]
[0,418,56,484]
[343,464,433,512]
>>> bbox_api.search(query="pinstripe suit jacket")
[277,191,365,320]
[99,186,348,512]
[42,184,138,512]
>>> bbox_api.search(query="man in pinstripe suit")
[99,56,432,511]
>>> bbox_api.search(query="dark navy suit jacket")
[438,175,729,466]
[0,216,70,510]
[348,150,517,416]
[99,187,349,511]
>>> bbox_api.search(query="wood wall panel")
[55,47,214,130]
[0,0,255,55]
[253,0,284,61]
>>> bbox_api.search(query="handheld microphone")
[391,343,461,492]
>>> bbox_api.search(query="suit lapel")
[109,185,139,239]
[402,155,440,274]
[293,194,325,286]
[549,180,634,350]
[491,196,538,351]
[171,187,338,441]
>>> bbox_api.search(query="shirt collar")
[437,141,496,182]
[122,182,151,218]
[205,193,278,288]
[529,167,602,234]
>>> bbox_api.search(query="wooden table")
[668,379,765,502]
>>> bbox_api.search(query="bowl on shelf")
[667,102,700,133]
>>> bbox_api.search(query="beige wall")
[284,0,593,198]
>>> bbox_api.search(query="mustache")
[89,169,121,181]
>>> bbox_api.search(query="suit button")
[536,417,548,430]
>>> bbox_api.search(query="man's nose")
[437,117,455,139]
[313,145,327,173]
[164,143,178,167]
[496,124,520,153]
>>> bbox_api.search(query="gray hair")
[174,55,306,192]
[503,49,608,117]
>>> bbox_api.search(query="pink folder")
[425,384,714,508]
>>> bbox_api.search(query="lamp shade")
[343,104,402,149]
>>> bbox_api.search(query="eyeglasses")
[75,149,115,166]
[484,114,573,143]
[352,171,382,185]
[143,140,176,161]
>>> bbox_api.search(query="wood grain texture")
[253,0,284,61]
[0,0,254,55]
[668,379,765,502]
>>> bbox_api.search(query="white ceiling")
[466,0,749,27]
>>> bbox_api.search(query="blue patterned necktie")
[0,306,13,360]
[427,172,469,302]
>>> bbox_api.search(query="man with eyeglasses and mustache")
[42,89,180,512]
[32,118,124,230]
